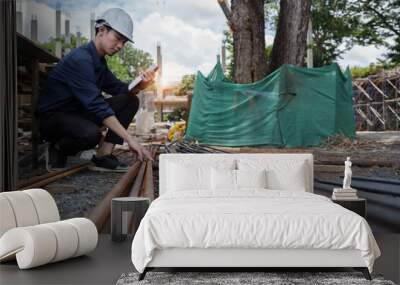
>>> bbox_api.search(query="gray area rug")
[116,272,396,285]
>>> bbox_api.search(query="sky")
[19,0,387,84]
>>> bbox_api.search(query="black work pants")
[39,94,139,156]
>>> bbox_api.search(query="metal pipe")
[141,161,154,201]
[18,163,91,190]
[87,161,141,232]
[129,162,146,197]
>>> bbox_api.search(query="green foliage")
[40,34,89,55]
[174,74,196,96]
[166,107,187,122]
[105,54,131,82]
[355,0,399,64]
[223,30,234,81]
[310,0,382,67]
[350,64,384,79]
[259,0,399,68]
[310,0,400,66]
[387,37,400,64]
[350,61,399,79]
[106,43,154,83]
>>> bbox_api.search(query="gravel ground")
[49,170,122,220]
[43,151,140,220]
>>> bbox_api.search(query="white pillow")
[167,163,211,191]
[236,169,267,189]
[211,169,267,190]
[166,159,236,191]
[238,159,307,191]
[211,168,237,190]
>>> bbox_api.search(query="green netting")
[185,60,355,148]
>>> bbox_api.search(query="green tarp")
[185,61,355,148]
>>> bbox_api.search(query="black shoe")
[91,154,128,171]
[48,143,67,169]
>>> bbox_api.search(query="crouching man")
[37,8,154,170]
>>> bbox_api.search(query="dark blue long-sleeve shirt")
[38,41,129,124]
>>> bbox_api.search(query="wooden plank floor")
[1,234,399,285]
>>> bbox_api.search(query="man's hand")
[127,138,153,161]
[137,67,156,91]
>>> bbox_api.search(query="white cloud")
[28,0,227,81]
[337,45,387,68]
[134,12,223,82]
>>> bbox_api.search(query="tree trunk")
[231,0,267,83]
[268,0,311,73]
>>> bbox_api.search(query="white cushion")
[211,169,268,191]
[64,218,98,257]
[0,192,39,227]
[24,189,60,223]
[236,169,267,189]
[211,168,237,190]
[0,218,98,269]
[0,189,59,235]
[42,221,79,262]
[0,189,98,269]
[0,226,57,269]
[0,196,17,237]
[238,159,307,191]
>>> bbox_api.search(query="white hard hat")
[95,8,134,43]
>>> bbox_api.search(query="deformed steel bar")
[17,149,128,190]
[18,162,92,190]
[198,144,230,153]
[176,142,209,153]
[185,144,214,153]
[87,161,141,232]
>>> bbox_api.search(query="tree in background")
[224,0,398,78]
[40,34,89,55]
[224,30,272,81]
[354,0,400,65]
[268,0,312,73]
[107,43,154,83]
[230,0,268,83]
[174,74,196,96]
[311,0,390,67]
[227,0,312,80]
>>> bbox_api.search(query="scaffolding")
[353,71,400,131]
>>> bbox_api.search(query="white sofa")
[132,153,379,281]
[0,188,98,269]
